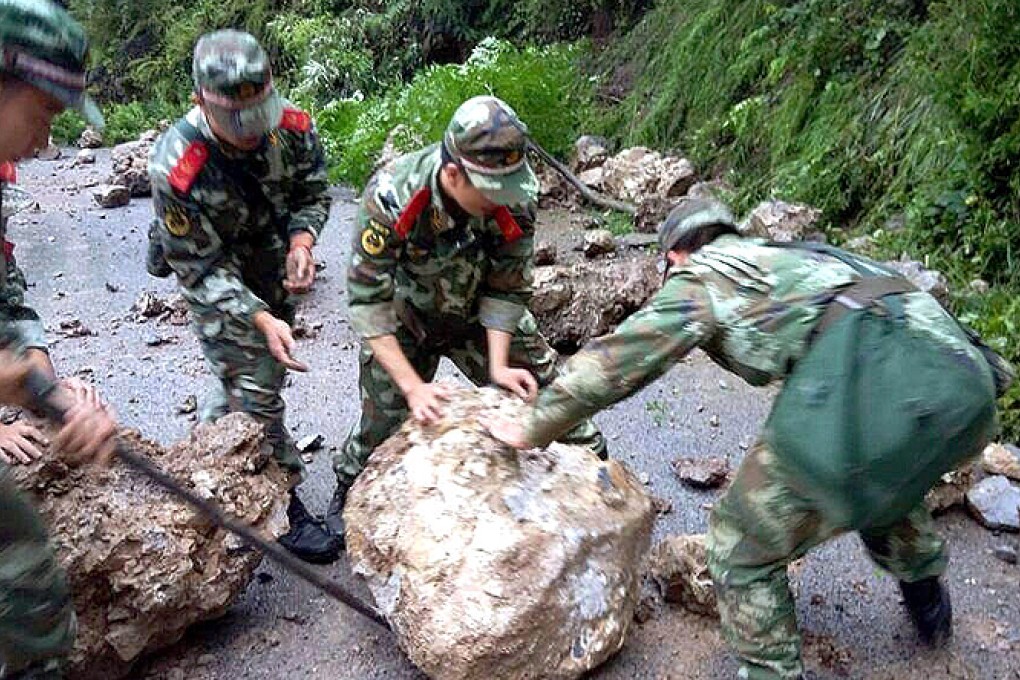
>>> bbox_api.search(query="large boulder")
[345,387,654,680]
[12,413,290,679]
[109,139,154,197]
[533,255,660,352]
[598,147,696,204]
[883,256,950,306]
[571,135,610,173]
[740,200,823,242]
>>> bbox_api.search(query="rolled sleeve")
[478,296,526,333]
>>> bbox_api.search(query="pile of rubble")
[11,413,290,679]
[91,123,169,209]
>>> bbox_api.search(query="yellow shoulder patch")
[165,204,191,237]
[361,221,389,256]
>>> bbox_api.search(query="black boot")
[278,492,342,564]
[900,577,952,646]
[324,480,350,542]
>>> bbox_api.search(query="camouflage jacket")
[148,104,331,320]
[525,234,984,444]
[347,143,536,339]
[0,180,45,353]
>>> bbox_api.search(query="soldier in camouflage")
[325,96,606,539]
[0,1,121,676]
[486,198,998,679]
[148,30,341,564]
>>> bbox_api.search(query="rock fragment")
[966,476,1020,532]
[672,456,729,490]
[92,184,130,208]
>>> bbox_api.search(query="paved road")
[9,150,1018,679]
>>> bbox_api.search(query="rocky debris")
[534,159,572,208]
[58,318,93,338]
[532,255,660,352]
[534,241,557,265]
[78,127,103,149]
[292,316,323,340]
[345,387,654,680]
[883,256,950,306]
[109,139,154,197]
[740,200,823,242]
[36,139,62,161]
[645,535,717,618]
[11,413,289,680]
[926,462,979,514]
[672,456,729,490]
[176,395,198,415]
[595,147,697,204]
[687,180,732,201]
[92,184,131,208]
[981,443,1020,481]
[634,196,677,234]
[992,545,1018,565]
[75,149,97,165]
[966,476,1020,532]
[617,233,659,250]
[295,433,324,453]
[572,135,610,173]
[583,229,617,258]
[132,292,189,325]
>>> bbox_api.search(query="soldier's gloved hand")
[284,244,315,295]
[490,366,538,403]
[254,311,309,372]
[54,400,118,467]
[405,382,452,425]
[0,420,47,465]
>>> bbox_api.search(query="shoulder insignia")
[164,203,192,237]
[494,207,524,243]
[4,240,14,261]
[360,221,389,257]
[0,162,16,183]
[168,141,209,195]
[279,108,312,134]
[394,187,432,240]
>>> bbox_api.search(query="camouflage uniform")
[148,34,331,472]
[0,0,105,674]
[333,97,605,488]
[0,179,46,355]
[524,212,994,678]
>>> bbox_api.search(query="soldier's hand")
[284,245,315,295]
[490,366,538,403]
[60,377,111,413]
[254,311,309,372]
[0,421,48,465]
[54,401,118,467]
[479,414,533,450]
[405,382,452,425]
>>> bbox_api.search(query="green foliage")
[51,111,87,146]
[315,39,593,186]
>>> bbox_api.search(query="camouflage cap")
[444,95,539,207]
[658,197,736,252]
[0,0,103,128]
[193,30,283,139]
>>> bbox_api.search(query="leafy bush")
[315,39,593,186]
[51,111,87,146]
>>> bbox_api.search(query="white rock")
[92,184,130,208]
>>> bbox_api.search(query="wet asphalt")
[8,150,1018,679]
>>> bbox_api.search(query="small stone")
[646,534,717,618]
[58,319,92,338]
[672,456,729,489]
[572,135,610,172]
[92,184,130,208]
[295,433,324,453]
[638,472,651,486]
[35,141,61,161]
[175,394,197,415]
[145,335,167,347]
[78,127,103,149]
[970,279,990,295]
[966,476,1020,532]
[105,282,120,293]
[534,241,557,266]
[583,229,617,258]
[651,495,673,515]
[992,545,1017,565]
[708,414,721,428]
[75,149,96,165]
[982,443,1020,481]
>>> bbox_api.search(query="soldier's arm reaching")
[282,114,331,294]
[486,273,717,448]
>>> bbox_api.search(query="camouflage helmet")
[0,0,103,128]
[658,197,736,252]
[193,30,283,139]
[444,95,539,207]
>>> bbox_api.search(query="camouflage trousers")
[192,299,303,474]
[333,312,607,485]
[706,441,947,680]
[0,466,75,679]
